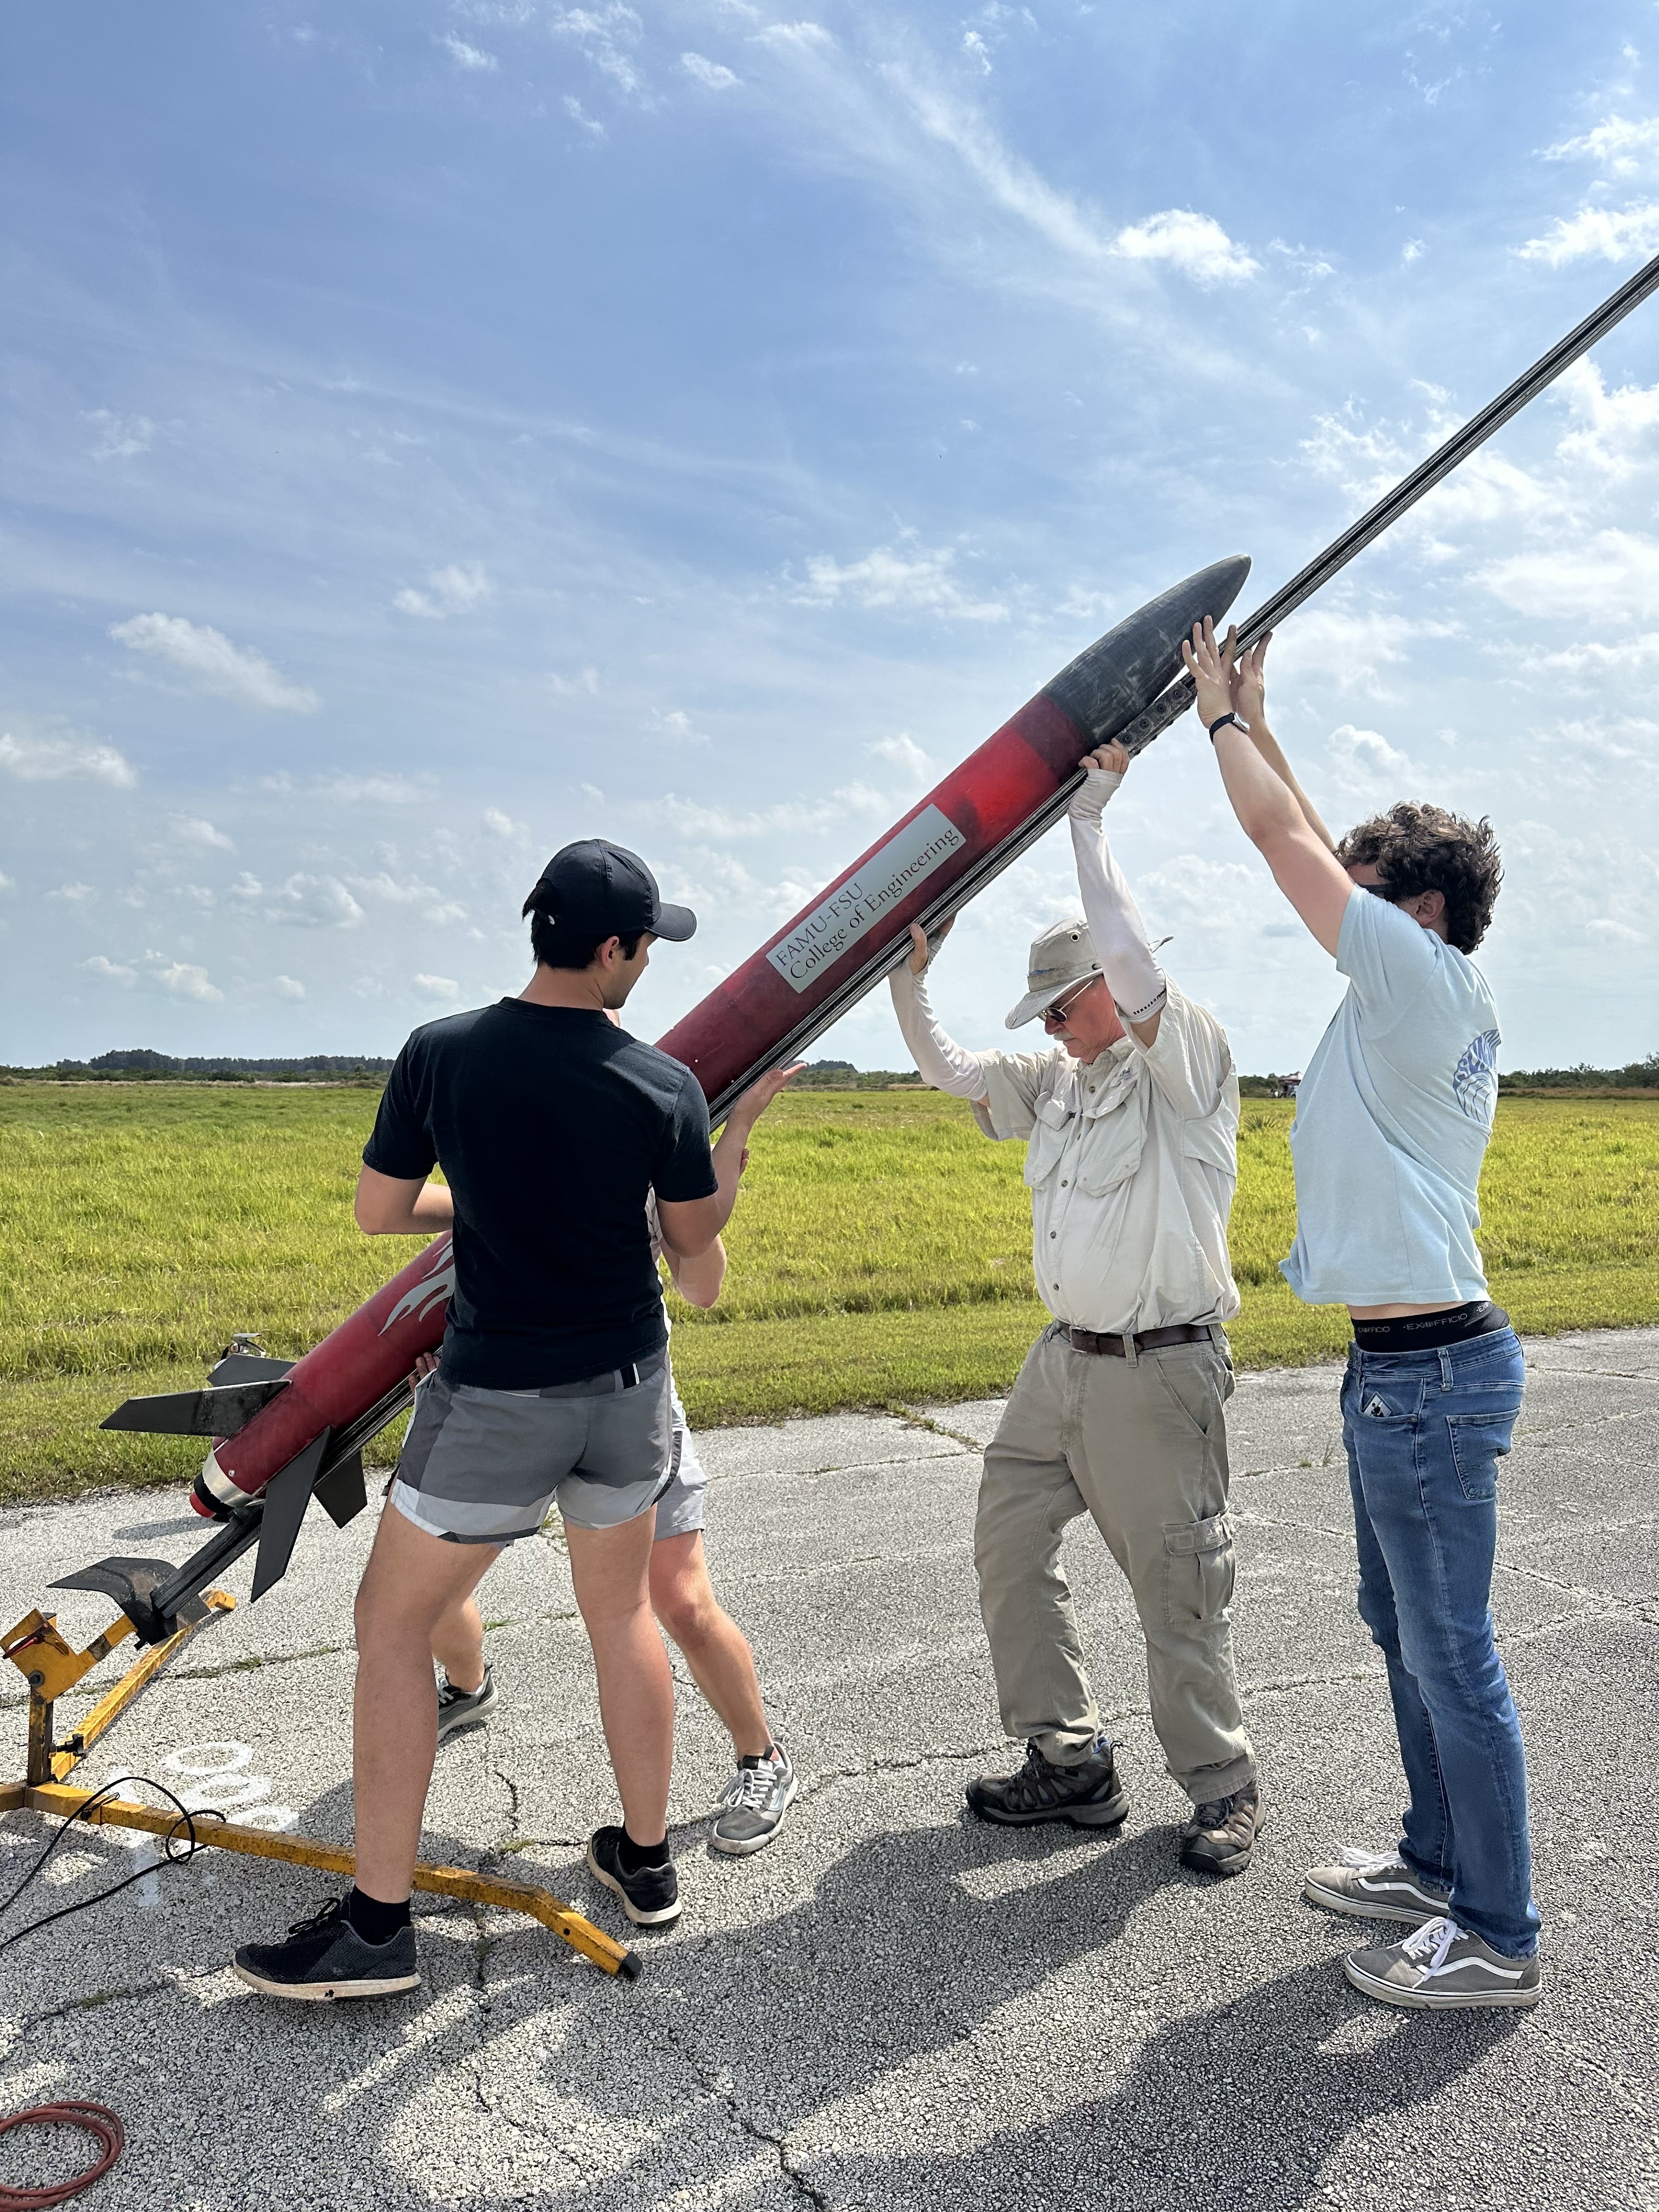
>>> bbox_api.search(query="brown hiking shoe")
[1180,1780,1263,1876]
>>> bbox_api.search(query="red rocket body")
[190,557,1247,1522]
[191,1235,455,1516]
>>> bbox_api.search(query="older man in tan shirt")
[890,740,1260,1877]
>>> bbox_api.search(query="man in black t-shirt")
[235,840,741,2001]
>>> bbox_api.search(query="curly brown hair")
[1334,802,1503,955]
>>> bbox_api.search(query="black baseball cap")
[521,839,696,943]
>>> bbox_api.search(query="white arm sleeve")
[1068,768,1167,1026]
[888,964,990,1102]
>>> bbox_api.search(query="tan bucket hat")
[1005,916,1104,1029]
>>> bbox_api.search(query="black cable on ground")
[0,1778,224,1961]
[0,2100,124,2209]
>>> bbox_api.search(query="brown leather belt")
[1060,1323,1217,1357]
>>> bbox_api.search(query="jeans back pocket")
[1446,1404,1520,1503]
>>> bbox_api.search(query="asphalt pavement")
[2,1328,1656,2211]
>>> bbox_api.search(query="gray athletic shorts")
[390,1351,707,1546]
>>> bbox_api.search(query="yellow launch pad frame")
[1,1597,637,1980]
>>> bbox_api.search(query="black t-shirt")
[362,999,717,1388]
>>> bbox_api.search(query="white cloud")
[659,782,889,841]
[349,872,469,924]
[1326,723,1413,792]
[412,973,461,1001]
[151,958,222,1003]
[654,707,710,746]
[1586,916,1646,943]
[1269,609,1459,695]
[564,94,606,137]
[273,974,307,1000]
[83,410,156,460]
[866,733,933,780]
[681,51,738,89]
[52,882,97,902]
[754,21,834,51]
[441,32,498,69]
[548,665,600,696]
[1480,528,1659,622]
[109,613,320,712]
[1516,201,1659,267]
[962,29,991,73]
[0,872,12,891]
[1402,238,1424,264]
[392,562,493,619]
[82,950,222,1000]
[234,872,366,928]
[791,542,1007,621]
[1552,358,1659,478]
[317,774,425,805]
[168,813,235,852]
[550,4,644,95]
[1114,208,1259,284]
[0,727,137,786]
[1544,115,1659,176]
[481,806,527,837]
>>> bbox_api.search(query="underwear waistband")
[1351,1301,1511,1356]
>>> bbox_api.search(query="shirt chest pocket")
[1024,1086,1147,1196]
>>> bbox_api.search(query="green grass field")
[2,1082,1656,1502]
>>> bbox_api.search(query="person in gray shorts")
[424,1169,802,1861]
[234,838,774,2003]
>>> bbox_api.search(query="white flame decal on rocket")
[378,1239,457,1338]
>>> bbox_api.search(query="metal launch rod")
[705,245,1659,1120]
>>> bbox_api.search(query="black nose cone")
[1042,555,1251,746]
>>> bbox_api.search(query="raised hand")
[906,916,955,974]
[1231,633,1272,728]
[729,1059,806,1130]
[1180,616,1239,729]
[1082,738,1131,776]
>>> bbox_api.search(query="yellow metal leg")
[21,1784,637,1978]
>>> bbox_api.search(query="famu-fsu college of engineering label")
[765,804,967,994]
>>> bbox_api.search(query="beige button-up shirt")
[969,983,1242,1338]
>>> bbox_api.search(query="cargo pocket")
[1447,1404,1520,1503]
[1163,1509,1235,1627]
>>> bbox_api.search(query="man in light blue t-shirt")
[1183,615,1541,2015]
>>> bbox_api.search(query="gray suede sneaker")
[436,1662,497,1742]
[966,1737,1129,1829]
[1304,1845,1451,1925]
[710,1744,797,1857]
[1345,1916,1543,2010]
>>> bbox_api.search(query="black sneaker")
[1179,1780,1263,1877]
[232,1896,420,2001]
[436,1662,498,1742]
[966,1737,1129,1829]
[586,1827,681,1927]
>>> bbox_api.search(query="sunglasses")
[1041,975,1101,1028]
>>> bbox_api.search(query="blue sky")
[4,0,1658,1074]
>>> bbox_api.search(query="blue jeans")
[1341,1327,1540,1958]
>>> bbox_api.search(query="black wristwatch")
[1207,711,1242,741]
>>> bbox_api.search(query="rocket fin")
[50,1556,211,1641]
[250,1430,332,1601]
[208,1352,296,1385]
[314,1450,368,1529]
[100,1379,291,1438]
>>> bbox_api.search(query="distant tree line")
[4,1047,1654,1093]
[2,1048,393,1085]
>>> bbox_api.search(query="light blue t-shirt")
[1280,888,1500,1308]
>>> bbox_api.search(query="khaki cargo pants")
[975,1323,1255,1804]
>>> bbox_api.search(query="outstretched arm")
[1068,740,1167,1047]
[1228,634,1335,850]
[889,921,990,1102]
[657,1060,803,1261]
[1183,618,1353,958]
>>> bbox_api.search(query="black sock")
[617,1830,670,1875]
[738,1743,780,1770]
[345,1886,412,1945]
